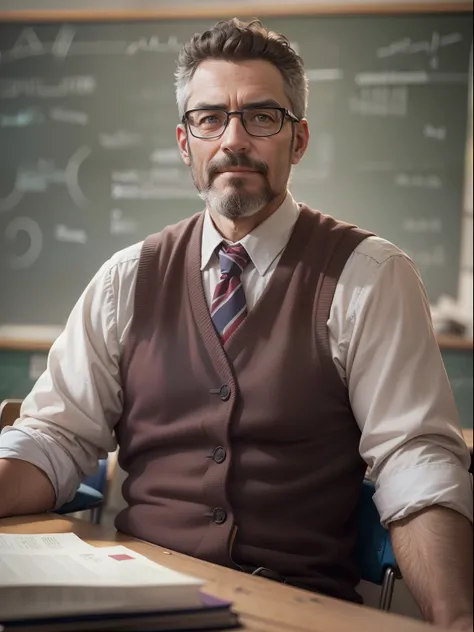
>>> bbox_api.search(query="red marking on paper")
[108,553,135,561]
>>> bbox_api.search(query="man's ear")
[291,119,310,166]
[176,124,191,166]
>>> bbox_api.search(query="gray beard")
[198,179,275,220]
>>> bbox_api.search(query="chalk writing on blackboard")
[5,216,43,270]
[0,27,294,65]
[0,108,44,128]
[356,71,428,86]
[55,225,87,244]
[0,76,96,98]
[0,147,91,210]
[65,146,91,208]
[349,86,408,117]
[50,107,88,126]
[99,130,143,150]
[395,173,442,189]
[16,159,65,192]
[126,36,182,55]
[376,31,463,70]
[111,167,195,200]
[356,71,468,86]
[306,69,343,82]
[0,26,130,62]
[423,124,447,141]
[50,26,75,59]
[149,148,181,165]
[0,27,44,62]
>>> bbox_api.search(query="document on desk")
[0,533,238,631]
[0,533,94,553]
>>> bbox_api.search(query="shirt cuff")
[0,426,80,509]
[373,462,473,527]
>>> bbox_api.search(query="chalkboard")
[0,12,472,325]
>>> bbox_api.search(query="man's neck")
[208,191,287,242]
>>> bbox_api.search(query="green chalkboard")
[0,12,472,325]
[0,349,47,402]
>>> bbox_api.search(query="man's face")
[176,59,308,220]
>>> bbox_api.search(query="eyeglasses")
[182,107,300,139]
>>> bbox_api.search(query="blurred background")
[0,0,472,620]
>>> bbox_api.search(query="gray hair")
[175,18,308,120]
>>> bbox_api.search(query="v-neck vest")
[115,204,372,602]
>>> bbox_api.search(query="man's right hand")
[0,458,55,518]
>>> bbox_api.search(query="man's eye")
[200,115,218,125]
[248,111,277,124]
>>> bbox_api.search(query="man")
[0,18,472,629]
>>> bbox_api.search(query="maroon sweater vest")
[114,204,372,602]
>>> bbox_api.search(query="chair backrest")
[355,478,398,585]
[0,399,22,431]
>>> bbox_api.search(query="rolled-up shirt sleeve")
[0,250,134,509]
[335,239,472,527]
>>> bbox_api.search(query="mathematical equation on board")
[0,26,468,272]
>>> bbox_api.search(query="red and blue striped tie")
[211,243,250,343]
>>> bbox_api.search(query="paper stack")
[0,533,238,631]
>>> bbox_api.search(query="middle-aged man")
[0,18,472,630]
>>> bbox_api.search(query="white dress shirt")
[0,192,472,527]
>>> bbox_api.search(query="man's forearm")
[390,505,473,630]
[0,458,55,518]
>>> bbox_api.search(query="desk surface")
[0,514,446,632]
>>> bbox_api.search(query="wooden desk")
[0,515,446,632]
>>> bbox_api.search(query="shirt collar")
[201,191,300,276]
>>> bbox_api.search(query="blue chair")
[55,483,103,515]
[56,458,108,524]
[355,478,401,610]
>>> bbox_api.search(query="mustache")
[207,155,268,183]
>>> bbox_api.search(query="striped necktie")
[211,243,250,343]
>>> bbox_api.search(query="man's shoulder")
[105,241,143,273]
[298,204,406,267]
[352,235,410,267]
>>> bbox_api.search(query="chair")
[0,399,106,521]
[355,478,401,611]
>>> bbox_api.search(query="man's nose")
[220,113,251,153]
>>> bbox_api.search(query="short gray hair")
[175,18,308,120]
